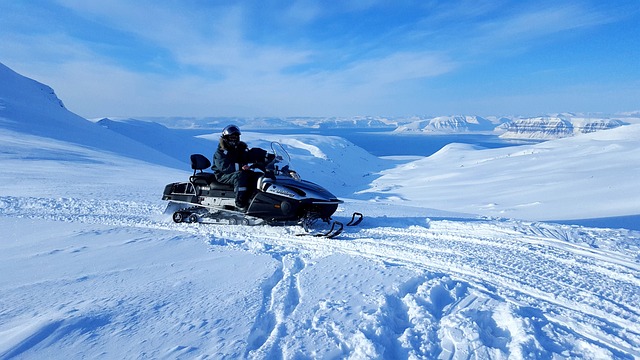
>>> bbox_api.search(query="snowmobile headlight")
[279,201,293,215]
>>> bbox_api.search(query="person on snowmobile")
[212,125,269,211]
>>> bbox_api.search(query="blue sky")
[1,0,638,118]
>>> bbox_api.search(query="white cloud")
[474,4,612,49]
[339,51,456,85]
[2,0,636,117]
[8,2,455,117]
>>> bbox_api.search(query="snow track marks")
[247,254,304,358]
[2,195,639,358]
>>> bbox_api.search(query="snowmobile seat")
[190,172,217,186]
[189,154,234,190]
[191,154,212,173]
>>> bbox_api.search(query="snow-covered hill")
[362,123,640,223]
[0,63,184,169]
[1,63,639,359]
[94,117,215,166]
[497,115,628,140]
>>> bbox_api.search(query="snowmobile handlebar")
[242,142,301,180]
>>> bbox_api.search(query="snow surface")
[362,125,640,223]
[1,63,640,359]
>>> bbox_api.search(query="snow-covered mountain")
[121,115,301,130]
[1,62,640,359]
[121,115,400,130]
[293,116,396,129]
[497,114,628,139]
[394,115,498,133]
[392,114,632,138]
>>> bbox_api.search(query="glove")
[247,147,267,163]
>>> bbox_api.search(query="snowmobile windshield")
[268,142,300,180]
[271,142,290,165]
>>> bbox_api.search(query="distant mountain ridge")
[125,113,636,140]
[496,115,628,139]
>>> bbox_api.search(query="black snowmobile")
[162,142,362,238]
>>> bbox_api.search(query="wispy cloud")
[476,4,613,45]
[1,0,638,117]
[331,51,456,86]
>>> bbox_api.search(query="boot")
[235,191,247,212]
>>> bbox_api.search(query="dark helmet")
[221,124,241,147]
[222,124,241,137]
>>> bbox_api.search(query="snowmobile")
[162,142,362,238]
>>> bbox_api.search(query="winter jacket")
[212,139,268,179]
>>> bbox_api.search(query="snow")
[362,125,640,223]
[1,62,640,359]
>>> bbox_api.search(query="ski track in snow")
[2,195,640,358]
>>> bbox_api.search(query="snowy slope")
[94,117,215,166]
[0,62,184,169]
[362,124,640,224]
[1,64,639,359]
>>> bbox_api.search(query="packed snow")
[1,62,639,359]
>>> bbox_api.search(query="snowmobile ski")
[346,212,363,226]
[296,219,343,239]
